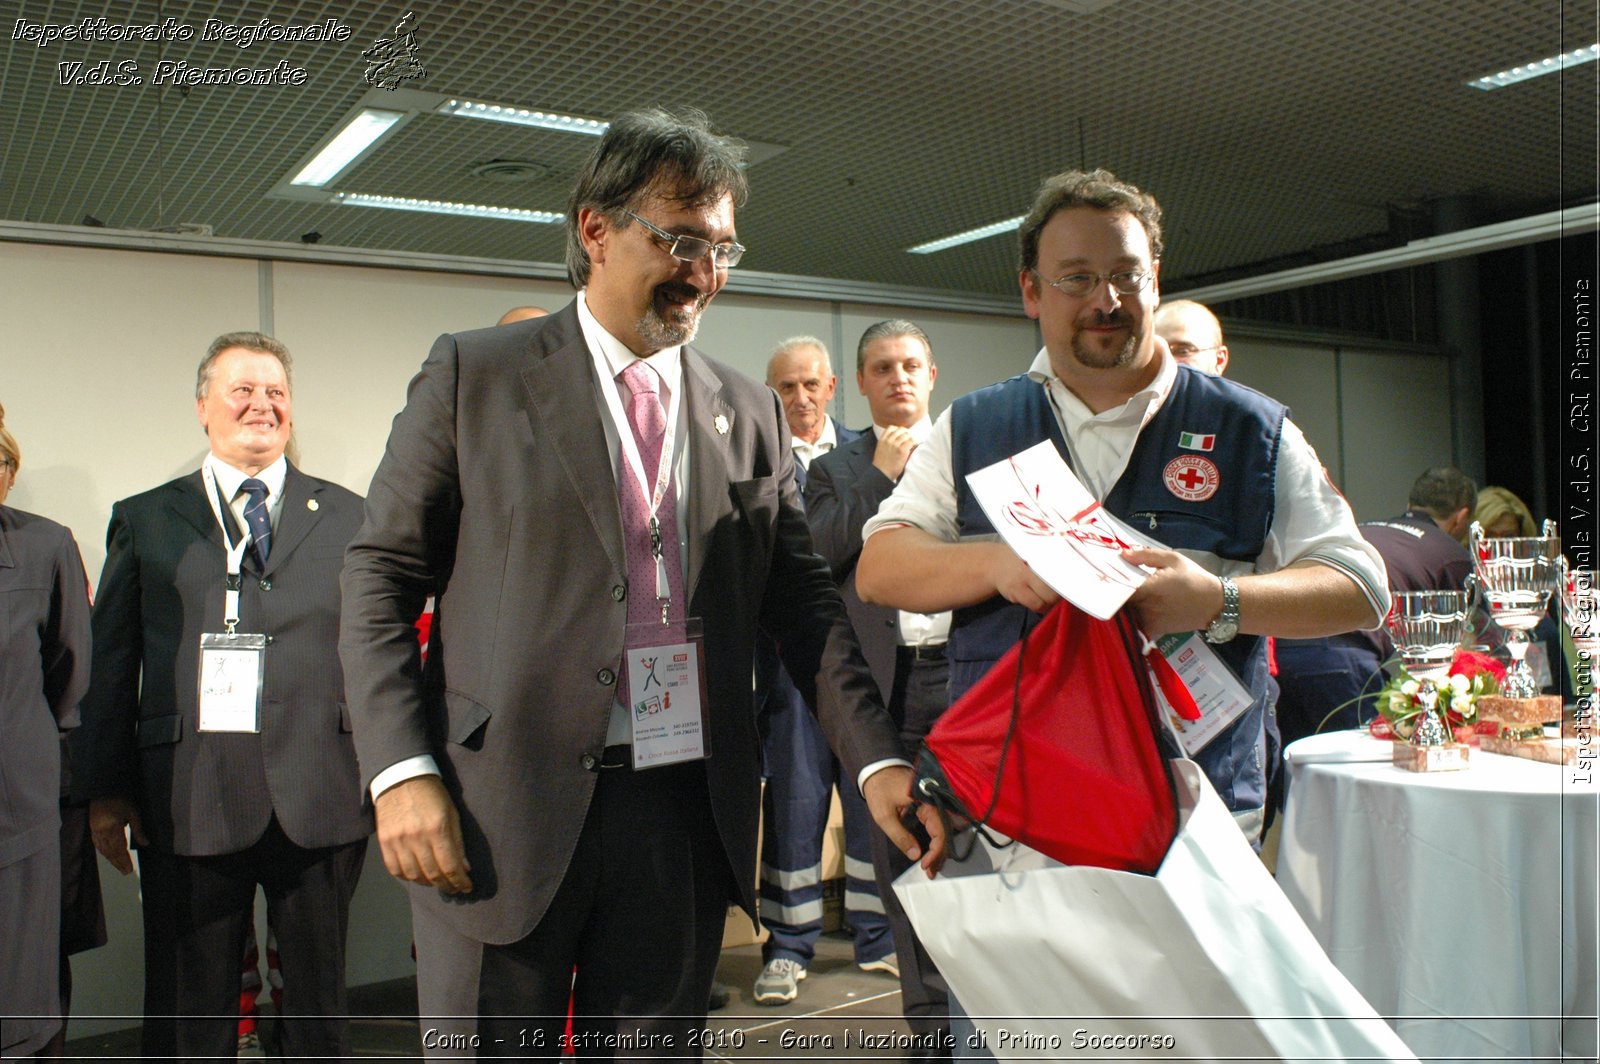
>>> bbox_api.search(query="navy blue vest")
[947,366,1286,813]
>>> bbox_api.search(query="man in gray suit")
[339,108,938,1054]
[76,331,369,1060]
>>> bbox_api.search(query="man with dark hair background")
[807,319,954,1054]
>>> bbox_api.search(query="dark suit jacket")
[339,303,902,945]
[753,417,862,723]
[75,465,370,855]
[804,432,902,703]
[791,418,863,498]
[0,506,91,869]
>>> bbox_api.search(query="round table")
[1277,730,1598,1063]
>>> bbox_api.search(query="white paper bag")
[894,759,1417,1063]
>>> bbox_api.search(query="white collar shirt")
[1027,346,1176,501]
[792,416,839,471]
[203,452,287,540]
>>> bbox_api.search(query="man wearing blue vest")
[856,169,1389,846]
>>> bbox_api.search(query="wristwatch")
[1204,576,1240,644]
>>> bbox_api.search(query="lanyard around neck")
[200,464,257,633]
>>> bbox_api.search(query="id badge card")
[197,632,266,733]
[1154,631,1252,754]
[624,617,710,769]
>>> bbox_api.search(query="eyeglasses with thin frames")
[625,210,746,269]
[1036,268,1152,298]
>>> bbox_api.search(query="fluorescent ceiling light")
[1466,43,1599,90]
[436,98,609,135]
[334,192,563,224]
[290,109,406,186]
[907,215,1026,254]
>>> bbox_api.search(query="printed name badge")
[196,507,265,733]
[625,618,710,769]
[1153,631,1252,754]
[197,631,266,733]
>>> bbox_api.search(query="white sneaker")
[236,1030,265,1058]
[859,954,900,978]
[752,958,807,1005]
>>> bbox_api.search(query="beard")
[634,282,709,350]
[1070,309,1142,370]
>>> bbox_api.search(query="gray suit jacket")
[339,303,901,945]
[0,506,90,869]
[75,465,370,855]
[804,432,902,702]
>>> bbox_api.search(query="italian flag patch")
[1178,431,1215,451]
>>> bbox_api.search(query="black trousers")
[136,818,366,1061]
[411,758,734,1060]
[867,648,954,1038]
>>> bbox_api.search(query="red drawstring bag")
[917,603,1181,874]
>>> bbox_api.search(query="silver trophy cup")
[1469,520,1559,699]
[1559,559,1599,665]
[1387,590,1472,745]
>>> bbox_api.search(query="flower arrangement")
[1369,649,1507,742]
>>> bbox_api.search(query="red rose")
[1449,649,1507,684]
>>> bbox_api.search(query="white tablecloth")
[1278,730,1599,1063]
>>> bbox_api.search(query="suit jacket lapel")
[520,311,627,578]
[263,465,320,576]
[682,349,734,600]
[844,431,875,482]
[166,472,226,547]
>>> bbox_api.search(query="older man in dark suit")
[806,319,953,1055]
[76,331,370,1060]
[339,108,937,1056]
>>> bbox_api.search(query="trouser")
[868,645,953,1036]
[136,818,365,1061]
[410,755,732,1059]
[757,656,890,966]
[0,840,62,1058]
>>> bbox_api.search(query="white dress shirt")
[867,418,951,648]
[202,452,287,542]
[792,416,839,471]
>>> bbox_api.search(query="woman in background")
[1475,485,1538,538]
[0,404,96,1058]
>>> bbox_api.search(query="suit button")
[596,667,616,686]
[259,578,273,591]
[612,584,626,602]
[581,753,598,771]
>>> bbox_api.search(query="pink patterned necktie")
[618,362,685,689]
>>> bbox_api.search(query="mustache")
[1080,308,1132,327]
[657,282,708,307]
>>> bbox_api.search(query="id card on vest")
[1153,632,1252,753]
[625,618,710,769]
[197,631,267,732]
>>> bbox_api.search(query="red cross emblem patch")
[1163,455,1219,501]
